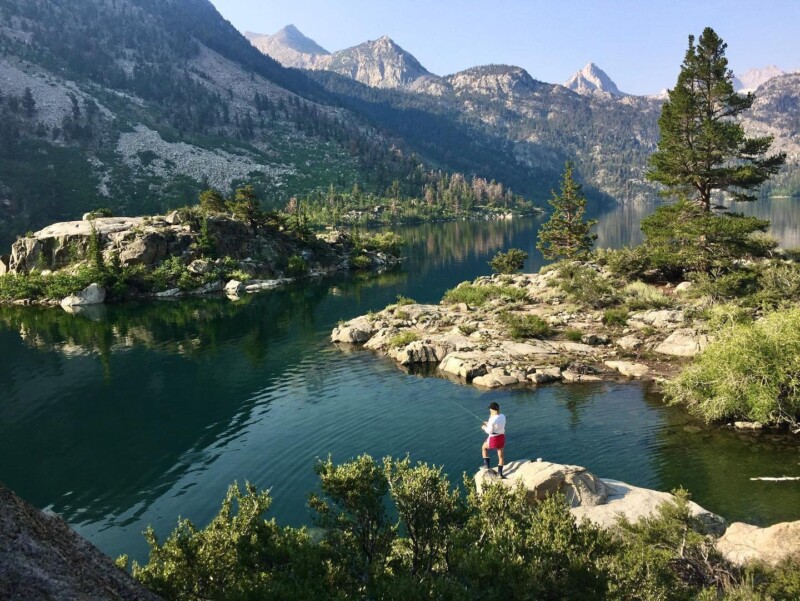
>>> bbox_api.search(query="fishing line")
[448,396,484,422]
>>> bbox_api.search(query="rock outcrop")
[60,283,106,308]
[474,460,726,536]
[0,482,161,601]
[331,270,701,391]
[717,520,800,567]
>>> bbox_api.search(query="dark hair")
[488,402,500,411]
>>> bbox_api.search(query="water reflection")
[1,200,799,562]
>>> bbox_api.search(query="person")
[481,402,506,478]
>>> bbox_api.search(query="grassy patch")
[555,263,619,308]
[564,328,584,342]
[442,283,527,306]
[499,312,551,340]
[623,281,674,310]
[395,294,415,306]
[602,307,629,327]
[388,331,420,348]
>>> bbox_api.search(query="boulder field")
[331,270,712,390]
[474,460,799,567]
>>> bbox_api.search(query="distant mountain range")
[247,24,800,202]
[0,3,797,248]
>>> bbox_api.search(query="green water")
[1,204,799,563]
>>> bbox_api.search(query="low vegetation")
[665,308,800,427]
[489,248,528,274]
[499,311,551,340]
[387,331,420,348]
[442,283,527,306]
[124,455,800,601]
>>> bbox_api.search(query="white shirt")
[483,413,506,436]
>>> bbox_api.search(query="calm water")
[1,200,799,563]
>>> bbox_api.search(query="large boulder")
[117,234,168,266]
[604,360,649,378]
[331,318,375,343]
[0,482,161,601]
[474,461,725,535]
[716,520,800,567]
[60,283,106,308]
[395,340,445,364]
[571,479,726,535]
[475,460,609,508]
[655,328,711,357]
[0,255,9,276]
[438,352,489,381]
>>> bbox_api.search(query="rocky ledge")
[331,269,710,390]
[0,482,160,601]
[475,460,800,568]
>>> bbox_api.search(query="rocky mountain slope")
[254,25,800,205]
[563,62,627,97]
[245,24,330,66]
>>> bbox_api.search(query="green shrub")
[597,246,652,280]
[351,254,372,270]
[395,294,415,306]
[565,328,584,342]
[286,254,309,277]
[86,207,113,218]
[752,261,800,308]
[388,331,420,348]
[458,323,478,336]
[690,268,760,301]
[499,312,551,340]
[664,308,800,425]
[489,248,528,274]
[442,283,527,306]
[603,307,629,327]
[556,263,619,308]
[623,281,674,310]
[700,303,754,331]
[358,232,404,257]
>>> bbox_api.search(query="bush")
[690,268,760,301]
[458,323,477,336]
[395,294,415,306]
[442,283,527,306]
[603,307,629,327]
[623,281,675,310]
[664,308,800,425]
[556,263,619,308]
[596,246,652,280]
[286,254,309,277]
[565,328,584,342]
[350,254,372,270]
[752,261,800,308]
[499,312,551,340]
[388,331,420,348]
[358,232,404,257]
[86,207,113,218]
[489,248,528,274]
[700,303,754,330]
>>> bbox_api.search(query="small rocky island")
[332,268,708,389]
[0,209,400,307]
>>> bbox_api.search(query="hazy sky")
[208,0,799,95]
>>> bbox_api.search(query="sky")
[208,0,799,96]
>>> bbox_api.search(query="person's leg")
[482,441,490,469]
[497,448,505,478]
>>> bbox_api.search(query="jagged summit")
[248,26,440,91]
[244,25,329,69]
[733,65,785,92]
[564,62,627,97]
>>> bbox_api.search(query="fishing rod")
[448,397,484,422]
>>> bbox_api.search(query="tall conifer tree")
[647,27,785,211]
[537,162,596,260]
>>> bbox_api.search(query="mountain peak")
[564,63,626,97]
[244,25,329,63]
[734,65,785,92]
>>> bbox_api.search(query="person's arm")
[482,415,496,434]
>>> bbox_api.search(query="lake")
[1,199,799,562]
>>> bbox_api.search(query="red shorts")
[487,434,505,449]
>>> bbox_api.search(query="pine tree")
[647,27,785,211]
[536,162,597,260]
[21,87,35,118]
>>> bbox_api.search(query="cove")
[1,201,799,563]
